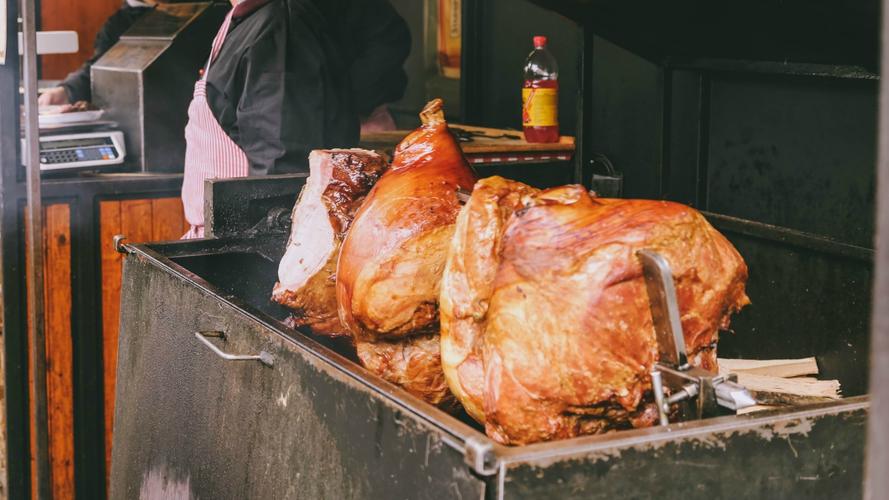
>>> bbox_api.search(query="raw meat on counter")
[337,99,477,408]
[272,149,387,336]
[439,176,750,445]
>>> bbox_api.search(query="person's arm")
[347,0,411,117]
[59,6,149,103]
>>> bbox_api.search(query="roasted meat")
[356,334,455,409]
[272,149,387,336]
[439,176,750,445]
[337,99,476,406]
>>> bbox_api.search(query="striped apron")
[181,10,248,239]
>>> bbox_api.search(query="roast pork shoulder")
[439,176,750,445]
[272,149,387,337]
[337,99,476,407]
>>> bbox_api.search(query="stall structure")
[1,2,218,498]
[2,0,888,499]
[105,2,881,500]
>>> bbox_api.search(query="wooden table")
[360,124,575,166]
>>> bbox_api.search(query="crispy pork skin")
[440,176,750,444]
[355,335,456,409]
[337,99,476,407]
[272,149,387,336]
[337,99,477,340]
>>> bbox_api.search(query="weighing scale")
[38,130,126,172]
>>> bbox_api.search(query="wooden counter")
[10,173,186,499]
[360,124,575,165]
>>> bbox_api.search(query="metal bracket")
[637,249,755,425]
[464,436,499,476]
[246,206,292,236]
[194,331,275,367]
[113,234,131,255]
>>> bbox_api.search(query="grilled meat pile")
[272,100,749,444]
[439,177,750,444]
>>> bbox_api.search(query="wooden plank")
[25,204,75,500]
[120,199,154,244]
[150,198,186,242]
[100,196,183,492]
[98,200,121,493]
[718,357,819,378]
[39,0,122,80]
[734,372,842,399]
[43,204,75,500]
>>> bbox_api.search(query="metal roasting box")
[110,174,870,500]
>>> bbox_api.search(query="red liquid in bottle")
[523,79,560,143]
[522,36,560,143]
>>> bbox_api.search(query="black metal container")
[110,175,870,500]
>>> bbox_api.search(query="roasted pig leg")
[272,149,387,337]
[440,176,750,445]
[337,99,476,407]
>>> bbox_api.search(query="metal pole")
[20,0,52,497]
[864,0,889,496]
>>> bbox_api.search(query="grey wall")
[467,0,582,134]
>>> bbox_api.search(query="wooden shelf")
[360,124,575,166]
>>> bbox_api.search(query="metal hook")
[113,234,130,254]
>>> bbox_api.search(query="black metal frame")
[1,1,29,497]
[0,16,186,490]
[864,0,889,494]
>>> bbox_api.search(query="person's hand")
[38,87,69,107]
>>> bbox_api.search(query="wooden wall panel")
[99,196,186,488]
[40,0,123,80]
[26,204,75,500]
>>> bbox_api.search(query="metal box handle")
[194,331,274,367]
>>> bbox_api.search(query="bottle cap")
[533,36,547,48]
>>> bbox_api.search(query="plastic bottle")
[522,36,559,143]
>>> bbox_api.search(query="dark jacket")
[205,0,411,175]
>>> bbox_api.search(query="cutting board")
[360,124,575,155]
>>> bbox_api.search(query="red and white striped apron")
[181,10,248,239]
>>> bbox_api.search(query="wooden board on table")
[360,124,575,155]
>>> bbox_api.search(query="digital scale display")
[37,131,126,171]
[41,137,112,150]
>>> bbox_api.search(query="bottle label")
[522,88,558,127]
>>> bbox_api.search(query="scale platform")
[35,120,126,173]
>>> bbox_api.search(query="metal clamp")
[194,331,274,367]
[637,250,755,425]
[113,234,131,254]
[464,436,498,476]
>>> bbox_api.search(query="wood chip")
[732,372,841,400]
[718,357,819,378]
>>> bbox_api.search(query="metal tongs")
[637,250,756,425]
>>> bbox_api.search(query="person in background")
[180,0,410,239]
[345,0,411,133]
[38,0,173,106]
